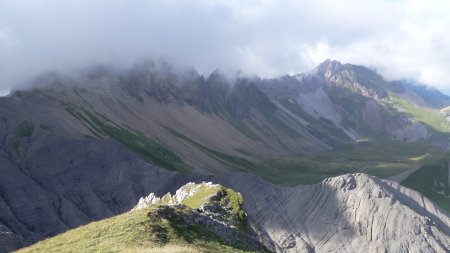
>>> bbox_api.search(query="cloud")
[0,0,449,92]
[0,27,18,49]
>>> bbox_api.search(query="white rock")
[132,192,161,211]
[222,173,450,253]
[132,182,219,210]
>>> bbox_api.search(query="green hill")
[16,183,266,253]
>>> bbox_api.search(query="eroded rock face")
[217,173,450,253]
[0,136,195,251]
[385,114,429,141]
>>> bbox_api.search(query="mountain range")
[0,59,449,252]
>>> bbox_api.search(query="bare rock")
[218,173,450,253]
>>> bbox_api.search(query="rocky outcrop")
[133,182,220,210]
[131,182,261,250]
[132,182,244,229]
[217,173,450,253]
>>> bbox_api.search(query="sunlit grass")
[181,184,222,209]
[389,95,450,133]
[260,142,441,185]
[408,153,430,162]
[16,203,264,253]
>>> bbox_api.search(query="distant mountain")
[390,79,450,109]
[1,60,450,251]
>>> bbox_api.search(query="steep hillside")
[402,158,450,211]
[217,173,450,253]
[16,182,266,253]
[1,60,450,251]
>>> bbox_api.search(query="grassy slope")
[402,157,450,212]
[384,94,450,212]
[65,105,192,172]
[16,208,257,253]
[63,97,449,211]
[17,186,263,253]
[262,142,440,185]
[61,93,441,185]
[181,184,222,209]
[389,95,450,135]
[166,125,437,185]
[9,120,36,155]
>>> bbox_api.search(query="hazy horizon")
[1,0,450,94]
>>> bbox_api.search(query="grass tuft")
[16,120,35,137]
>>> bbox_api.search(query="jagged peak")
[314,59,378,77]
[133,182,224,211]
[206,68,232,85]
[313,59,352,79]
[317,59,343,71]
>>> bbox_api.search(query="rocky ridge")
[133,182,246,230]
[133,182,218,210]
[136,182,262,250]
[17,182,265,253]
[216,173,450,253]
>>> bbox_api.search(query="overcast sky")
[1,0,450,94]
